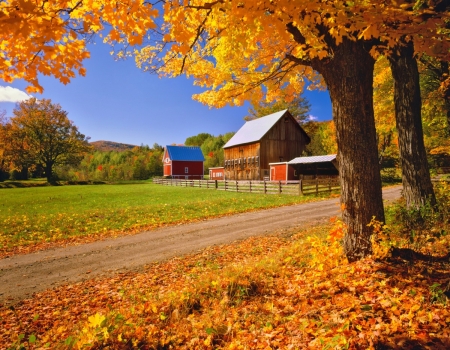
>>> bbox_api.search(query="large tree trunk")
[440,61,450,136]
[45,162,54,183]
[313,38,385,262]
[388,41,436,208]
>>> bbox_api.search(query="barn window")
[185,167,189,173]
[255,156,259,164]
[165,158,170,163]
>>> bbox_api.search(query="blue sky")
[0,43,332,147]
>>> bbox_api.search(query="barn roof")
[224,109,301,149]
[165,145,205,161]
[288,154,337,164]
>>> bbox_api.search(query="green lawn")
[1,182,324,251]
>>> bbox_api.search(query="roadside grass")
[0,182,327,255]
[3,200,450,349]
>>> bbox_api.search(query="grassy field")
[0,181,326,253]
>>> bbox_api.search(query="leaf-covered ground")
[2,216,450,349]
[0,183,323,258]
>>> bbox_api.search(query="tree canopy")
[0,0,158,92]
[4,98,91,182]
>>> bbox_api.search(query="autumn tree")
[133,1,449,261]
[7,98,91,182]
[0,110,10,181]
[0,0,158,92]
[245,94,311,124]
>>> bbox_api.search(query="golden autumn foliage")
[134,0,450,107]
[1,1,448,96]
[0,0,158,92]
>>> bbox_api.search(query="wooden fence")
[152,177,340,196]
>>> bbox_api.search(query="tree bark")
[312,38,385,262]
[45,162,54,183]
[388,41,436,208]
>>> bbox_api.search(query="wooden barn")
[223,110,310,180]
[163,145,205,179]
[269,154,339,181]
[209,167,224,180]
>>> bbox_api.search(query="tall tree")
[388,41,436,208]
[133,1,449,261]
[7,98,91,182]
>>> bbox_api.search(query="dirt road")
[0,186,402,304]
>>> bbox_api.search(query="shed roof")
[288,154,337,164]
[224,109,295,149]
[165,145,205,161]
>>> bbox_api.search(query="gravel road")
[0,186,402,304]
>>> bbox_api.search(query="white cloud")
[0,86,33,103]
[306,114,318,121]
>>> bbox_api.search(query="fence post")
[236,181,238,192]
[278,181,282,194]
[264,180,267,194]
[249,181,252,193]
[215,180,218,189]
[299,180,303,196]
[329,179,332,192]
[316,178,319,194]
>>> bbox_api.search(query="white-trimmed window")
[185,167,189,173]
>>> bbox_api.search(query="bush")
[388,181,450,247]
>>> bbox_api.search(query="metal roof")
[288,154,337,164]
[165,145,205,161]
[223,109,289,148]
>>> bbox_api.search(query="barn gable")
[223,109,310,180]
[223,109,310,149]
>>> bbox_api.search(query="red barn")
[269,162,296,181]
[209,167,224,180]
[269,154,338,181]
[163,145,205,179]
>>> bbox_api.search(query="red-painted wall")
[271,164,287,181]
[288,165,296,180]
[209,168,224,179]
[171,161,203,179]
[164,164,172,176]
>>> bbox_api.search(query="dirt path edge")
[0,186,402,304]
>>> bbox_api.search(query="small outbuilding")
[209,167,225,180]
[163,145,205,179]
[269,154,339,181]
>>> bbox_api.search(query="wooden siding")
[224,114,309,180]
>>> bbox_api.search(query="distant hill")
[90,140,137,152]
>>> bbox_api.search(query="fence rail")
[152,177,340,196]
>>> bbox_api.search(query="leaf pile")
[2,220,450,349]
